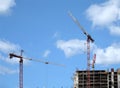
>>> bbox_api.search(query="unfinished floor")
[73,69,120,88]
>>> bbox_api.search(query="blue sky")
[0,0,120,88]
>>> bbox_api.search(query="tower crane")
[9,50,64,88]
[68,11,94,88]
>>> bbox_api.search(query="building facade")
[73,69,120,88]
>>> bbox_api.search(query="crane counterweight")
[9,53,23,59]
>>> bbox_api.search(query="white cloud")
[56,39,95,58]
[0,40,21,64]
[109,25,120,35]
[0,40,20,53]
[0,0,16,14]
[0,65,18,75]
[94,43,120,65]
[43,50,51,58]
[56,39,120,65]
[86,0,120,35]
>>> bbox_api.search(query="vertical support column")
[73,71,79,88]
[83,71,84,88]
[107,69,109,88]
[111,68,114,88]
[117,70,120,88]
[93,70,94,88]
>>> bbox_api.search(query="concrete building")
[73,68,120,88]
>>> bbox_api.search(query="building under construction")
[73,68,120,88]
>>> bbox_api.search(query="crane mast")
[68,11,94,88]
[9,50,24,88]
[19,58,23,88]
[20,50,23,88]
[87,37,90,88]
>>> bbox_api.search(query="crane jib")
[68,11,94,43]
